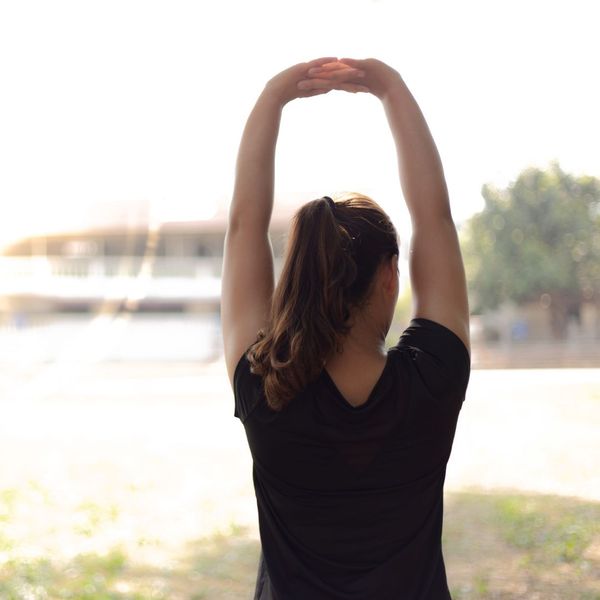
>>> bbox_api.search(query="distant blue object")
[511,319,529,341]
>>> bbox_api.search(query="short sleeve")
[233,351,263,422]
[395,318,471,402]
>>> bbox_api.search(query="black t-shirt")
[233,318,471,600]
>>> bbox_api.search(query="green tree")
[462,163,600,338]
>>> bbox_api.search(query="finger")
[338,58,364,69]
[306,56,338,69]
[308,62,353,74]
[308,67,364,79]
[304,88,330,97]
[315,61,346,69]
[297,78,335,91]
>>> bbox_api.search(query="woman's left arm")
[221,58,368,387]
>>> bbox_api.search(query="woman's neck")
[328,315,388,365]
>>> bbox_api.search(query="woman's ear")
[382,254,399,294]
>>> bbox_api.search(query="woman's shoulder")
[388,318,471,399]
[392,318,470,360]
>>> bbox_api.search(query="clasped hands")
[297,58,369,95]
[265,57,400,106]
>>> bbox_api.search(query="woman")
[221,57,470,599]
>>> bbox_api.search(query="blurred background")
[0,0,598,598]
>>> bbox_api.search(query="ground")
[0,360,598,598]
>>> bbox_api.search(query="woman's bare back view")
[221,58,470,599]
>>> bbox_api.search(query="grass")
[74,501,120,538]
[0,549,133,599]
[0,489,598,599]
[0,523,259,599]
[444,492,600,599]
[494,494,596,563]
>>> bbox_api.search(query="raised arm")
[309,59,470,351]
[221,58,369,387]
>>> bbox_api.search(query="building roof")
[2,202,302,255]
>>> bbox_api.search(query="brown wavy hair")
[246,193,399,411]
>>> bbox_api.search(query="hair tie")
[323,196,336,214]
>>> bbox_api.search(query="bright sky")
[1,0,599,249]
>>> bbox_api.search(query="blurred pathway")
[446,368,600,500]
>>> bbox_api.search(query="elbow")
[411,202,454,229]
[226,212,270,236]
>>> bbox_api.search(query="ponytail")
[247,193,398,411]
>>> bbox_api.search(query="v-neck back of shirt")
[321,355,392,410]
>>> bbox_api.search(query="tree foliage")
[462,163,600,335]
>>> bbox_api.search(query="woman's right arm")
[310,59,470,351]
